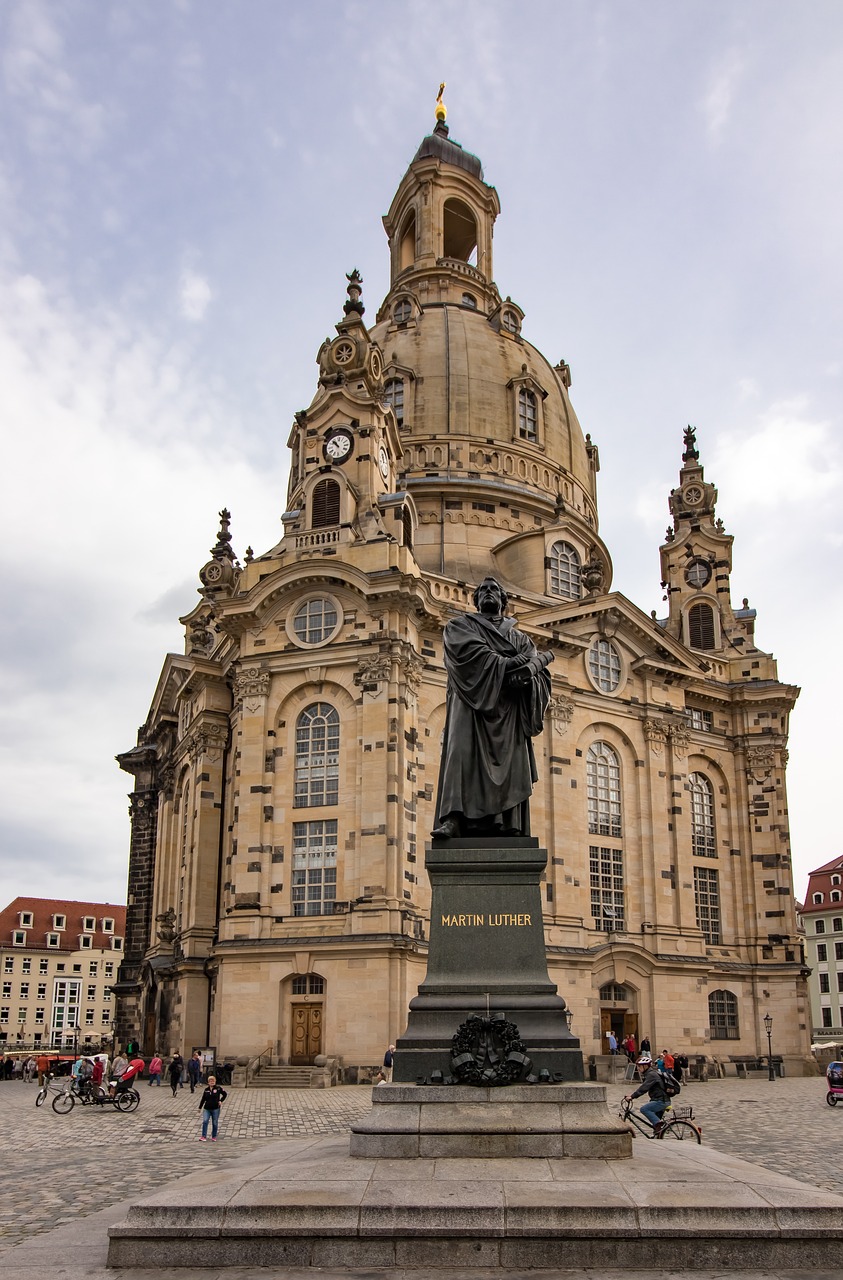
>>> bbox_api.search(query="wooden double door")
[290,1003,323,1064]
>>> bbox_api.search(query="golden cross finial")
[435,82,447,122]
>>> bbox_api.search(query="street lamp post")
[763,1012,775,1082]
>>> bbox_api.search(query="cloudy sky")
[0,0,840,912]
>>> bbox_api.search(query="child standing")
[198,1075,227,1141]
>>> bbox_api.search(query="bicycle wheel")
[661,1119,700,1143]
[35,1087,47,1108]
[116,1089,139,1112]
[52,1091,75,1114]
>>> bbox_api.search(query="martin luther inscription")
[441,913,532,927]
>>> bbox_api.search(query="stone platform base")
[349,1083,631,1158]
[107,1132,843,1270]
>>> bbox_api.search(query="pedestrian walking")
[148,1053,163,1086]
[187,1050,202,1093]
[198,1075,227,1141]
[607,1031,618,1055]
[168,1054,184,1097]
[382,1044,395,1083]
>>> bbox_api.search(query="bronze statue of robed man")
[431,577,554,839]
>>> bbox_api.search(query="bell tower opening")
[443,197,477,263]
[399,210,416,272]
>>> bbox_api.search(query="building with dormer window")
[115,101,810,1078]
[798,856,843,1045]
[0,897,125,1050]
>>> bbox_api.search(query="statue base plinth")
[394,838,583,1083]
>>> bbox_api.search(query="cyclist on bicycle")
[623,1053,668,1135]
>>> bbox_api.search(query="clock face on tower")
[323,429,353,463]
[378,444,390,480]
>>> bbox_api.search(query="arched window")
[402,505,414,551]
[399,212,416,272]
[588,638,621,693]
[694,866,721,943]
[294,703,340,807]
[708,988,738,1039]
[689,773,716,858]
[393,298,412,324]
[518,388,537,441]
[442,197,477,262]
[587,742,621,837]
[550,541,581,599]
[599,983,628,1003]
[311,478,340,528]
[814,892,825,904]
[687,602,716,650]
[383,377,405,427]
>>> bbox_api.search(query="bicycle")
[619,1097,701,1143]
[34,1074,76,1114]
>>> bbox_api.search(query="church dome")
[370,302,595,524]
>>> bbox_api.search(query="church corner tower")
[114,98,812,1080]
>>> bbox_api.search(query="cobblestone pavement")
[0,1075,840,1255]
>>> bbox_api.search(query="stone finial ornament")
[682,424,699,463]
[343,268,365,318]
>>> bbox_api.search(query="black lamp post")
[763,1012,775,1081]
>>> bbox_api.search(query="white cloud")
[700,47,745,141]
[2,0,107,156]
[179,269,213,321]
[0,265,282,907]
[737,377,759,401]
[711,400,842,508]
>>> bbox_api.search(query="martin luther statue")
[431,577,554,839]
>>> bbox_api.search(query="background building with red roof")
[0,897,126,1052]
[797,857,843,1046]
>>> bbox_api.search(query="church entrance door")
[290,1003,323,1064]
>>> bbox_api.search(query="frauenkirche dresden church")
[115,96,811,1077]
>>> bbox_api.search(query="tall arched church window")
[383,377,405,427]
[311,478,340,528]
[518,388,537,442]
[550,541,581,599]
[687,602,716,650]
[294,703,340,808]
[689,773,716,857]
[587,742,621,837]
[708,988,738,1039]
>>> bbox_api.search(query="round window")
[393,299,412,324]
[289,597,340,647]
[501,310,519,334]
[685,559,711,588]
[588,637,622,694]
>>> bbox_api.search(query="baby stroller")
[825,1061,843,1107]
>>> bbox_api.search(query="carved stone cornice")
[547,695,575,733]
[129,789,157,832]
[745,744,776,782]
[643,719,669,756]
[187,721,229,764]
[354,655,391,687]
[399,652,425,689]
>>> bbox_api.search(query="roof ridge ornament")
[343,268,365,317]
[434,81,448,137]
[682,424,700,463]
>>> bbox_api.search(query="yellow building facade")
[115,114,811,1077]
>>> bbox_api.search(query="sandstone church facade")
[115,108,810,1075]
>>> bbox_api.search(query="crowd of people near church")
[605,1032,690,1082]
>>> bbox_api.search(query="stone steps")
[249,1067,312,1088]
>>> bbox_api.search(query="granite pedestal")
[393,838,583,1083]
